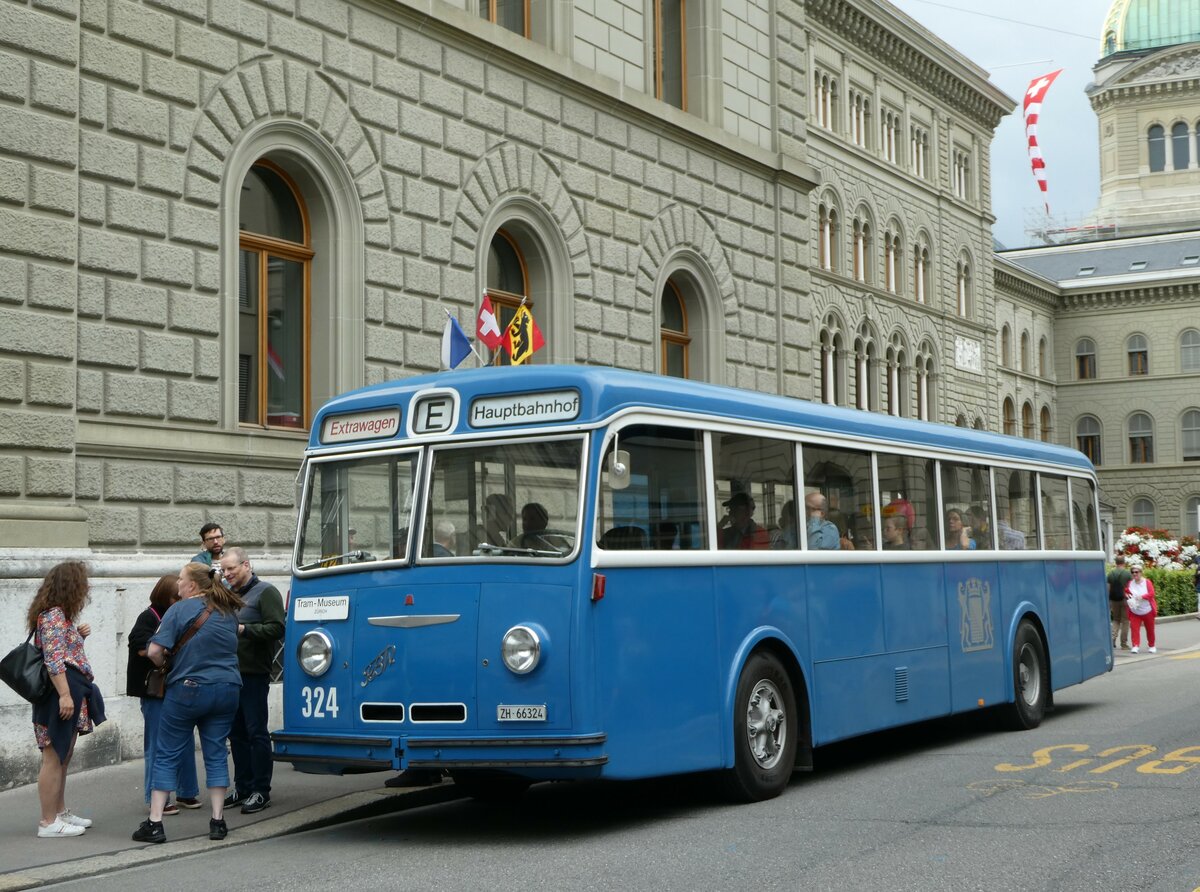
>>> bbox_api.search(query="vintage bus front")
[272,372,607,789]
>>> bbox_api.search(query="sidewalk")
[1111,611,1200,663]
[0,757,459,892]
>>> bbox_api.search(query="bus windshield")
[422,436,584,559]
[296,450,419,570]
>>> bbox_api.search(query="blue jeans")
[229,673,273,796]
[151,680,240,793]
[140,697,199,804]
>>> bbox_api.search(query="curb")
[0,785,462,892]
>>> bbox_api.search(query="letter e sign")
[411,392,456,435]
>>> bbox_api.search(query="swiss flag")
[476,293,504,350]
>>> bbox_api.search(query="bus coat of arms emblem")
[958,577,994,653]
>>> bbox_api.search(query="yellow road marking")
[1169,652,1200,660]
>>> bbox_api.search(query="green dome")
[1103,0,1200,56]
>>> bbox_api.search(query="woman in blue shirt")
[945,509,977,551]
[132,563,243,845]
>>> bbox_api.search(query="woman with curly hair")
[127,573,201,815]
[132,562,243,845]
[28,560,105,838]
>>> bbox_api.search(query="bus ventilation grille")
[409,703,467,723]
[894,667,909,702]
[361,703,405,722]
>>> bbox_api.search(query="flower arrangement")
[1116,526,1200,571]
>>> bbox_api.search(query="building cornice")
[1057,280,1200,312]
[806,0,1014,129]
[994,266,1062,311]
[1089,76,1200,110]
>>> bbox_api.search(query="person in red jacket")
[1125,564,1158,654]
[718,492,770,550]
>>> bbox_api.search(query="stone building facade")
[0,0,1011,785]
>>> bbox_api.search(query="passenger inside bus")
[477,492,514,547]
[803,492,840,550]
[718,492,770,549]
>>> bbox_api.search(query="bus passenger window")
[599,425,707,551]
[995,468,1035,550]
[802,445,872,550]
[877,452,935,551]
[712,433,796,551]
[939,461,994,551]
[1039,474,1071,550]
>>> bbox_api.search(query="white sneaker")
[38,818,85,838]
[58,810,92,828]
[1130,646,1139,654]
[1149,647,1157,654]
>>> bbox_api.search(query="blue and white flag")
[441,314,473,369]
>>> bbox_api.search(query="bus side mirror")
[608,450,631,490]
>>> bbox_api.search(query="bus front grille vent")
[409,703,467,723]
[361,703,405,722]
[894,667,909,702]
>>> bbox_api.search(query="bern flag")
[476,293,504,350]
[505,304,545,366]
[441,315,473,370]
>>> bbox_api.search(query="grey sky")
[887,0,1110,247]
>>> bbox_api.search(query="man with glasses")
[218,547,284,814]
[192,523,226,569]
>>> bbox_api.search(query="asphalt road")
[41,651,1200,892]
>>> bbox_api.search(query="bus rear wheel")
[720,651,797,802]
[1005,621,1048,730]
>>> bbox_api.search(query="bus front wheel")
[1005,621,1048,730]
[720,651,797,802]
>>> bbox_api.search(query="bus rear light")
[501,625,541,674]
[592,573,606,602]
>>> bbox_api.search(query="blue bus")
[272,366,1109,801]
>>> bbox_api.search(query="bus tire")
[449,769,532,803]
[720,651,797,803]
[1005,621,1048,731]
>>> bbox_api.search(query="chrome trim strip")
[367,614,460,628]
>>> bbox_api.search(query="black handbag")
[0,632,51,704]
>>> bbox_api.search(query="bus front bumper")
[271,730,608,774]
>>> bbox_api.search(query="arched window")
[820,322,845,406]
[956,256,972,317]
[1131,497,1155,529]
[1003,398,1016,436]
[887,334,908,417]
[1000,325,1011,368]
[852,216,872,283]
[479,0,529,37]
[1183,409,1200,461]
[1022,401,1035,439]
[854,323,877,411]
[955,414,968,428]
[912,240,929,303]
[1040,406,1052,442]
[1076,416,1101,464]
[973,418,986,431]
[818,203,839,272]
[815,71,837,130]
[660,279,690,378]
[1020,332,1030,372]
[883,226,902,294]
[1173,121,1190,170]
[1075,338,1096,379]
[1127,333,1148,375]
[483,229,530,365]
[1038,336,1047,377]
[915,346,934,421]
[1181,329,1200,371]
[1186,495,1200,537]
[1148,124,1166,172]
[1129,412,1154,463]
[238,161,313,429]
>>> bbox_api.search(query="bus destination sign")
[320,408,401,444]
[469,390,580,428]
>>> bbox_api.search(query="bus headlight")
[297,630,333,677]
[501,625,541,675]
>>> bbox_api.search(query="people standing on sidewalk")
[1126,564,1158,655]
[28,560,105,839]
[218,547,284,815]
[132,563,243,845]
[1107,555,1132,650]
[126,574,201,815]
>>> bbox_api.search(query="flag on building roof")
[441,314,473,370]
[505,304,544,366]
[1023,69,1062,214]
[476,293,504,350]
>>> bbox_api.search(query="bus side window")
[802,444,872,550]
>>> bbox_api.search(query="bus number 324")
[300,686,340,719]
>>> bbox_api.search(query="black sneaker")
[222,791,245,809]
[208,818,228,840]
[240,792,271,814]
[132,819,165,844]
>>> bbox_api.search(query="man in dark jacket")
[218,547,284,814]
[1108,554,1132,649]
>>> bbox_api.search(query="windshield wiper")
[298,549,365,571]
[473,542,562,558]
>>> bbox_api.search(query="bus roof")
[309,365,1095,473]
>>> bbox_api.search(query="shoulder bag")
[145,606,213,699]
[1,632,51,704]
